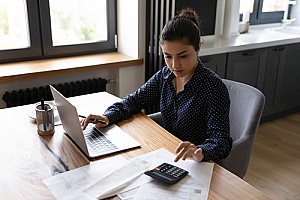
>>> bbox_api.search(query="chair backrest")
[218,79,265,178]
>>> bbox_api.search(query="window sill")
[0,52,143,84]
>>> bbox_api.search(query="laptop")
[49,85,141,160]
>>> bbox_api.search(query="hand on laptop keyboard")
[80,114,109,130]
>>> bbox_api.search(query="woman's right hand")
[174,141,204,162]
[80,114,109,130]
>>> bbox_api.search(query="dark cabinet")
[226,48,268,91]
[200,42,300,120]
[200,54,227,78]
[262,45,287,116]
[280,43,300,111]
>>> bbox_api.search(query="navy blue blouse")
[104,60,232,162]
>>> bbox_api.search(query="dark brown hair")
[160,8,201,51]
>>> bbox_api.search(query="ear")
[196,42,201,55]
[198,41,202,50]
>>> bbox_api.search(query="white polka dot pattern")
[104,60,232,162]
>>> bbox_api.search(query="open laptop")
[49,85,141,160]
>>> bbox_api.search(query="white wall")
[290,1,300,26]
[222,0,240,39]
[117,0,145,98]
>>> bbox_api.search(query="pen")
[41,98,45,110]
[79,115,107,124]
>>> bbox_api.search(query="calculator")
[144,163,189,185]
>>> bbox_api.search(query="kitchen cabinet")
[226,48,268,92]
[262,45,287,117]
[198,42,300,120]
[200,54,227,78]
[280,43,300,111]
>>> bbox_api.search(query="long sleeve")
[103,70,163,124]
[196,84,232,162]
[160,61,232,162]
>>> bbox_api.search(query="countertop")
[199,24,300,56]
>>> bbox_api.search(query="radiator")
[2,78,107,108]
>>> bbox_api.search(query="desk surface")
[0,92,271,200]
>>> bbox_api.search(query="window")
[0,0,30,50]
[0,0,116,63]
[261,0,285,12]
[0,0,42,62]
[49,1,108,46]
[240,0,286,25]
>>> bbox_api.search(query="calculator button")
[144,163,189,184]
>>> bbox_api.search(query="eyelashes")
[164,55,187,59]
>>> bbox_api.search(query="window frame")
[249,0,284,25]
[39,0,117,57]
[0,0,117,63]
[0,0,42,63]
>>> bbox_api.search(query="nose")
[172,58,180,70]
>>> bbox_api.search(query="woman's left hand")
[174,141,204,162]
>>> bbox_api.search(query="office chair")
[148,79,265,178]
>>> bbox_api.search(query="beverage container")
[35,103,55,135]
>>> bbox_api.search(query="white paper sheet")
[118,148,214,200]
[83,158,151,199]
[43,148,214,200]
[133,181,209,200]
[43,155,128,200]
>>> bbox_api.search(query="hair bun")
[177,8,200,28]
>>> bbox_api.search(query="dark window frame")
[249,0,284,25]
[0,0,117,64]
[0,0,42,63]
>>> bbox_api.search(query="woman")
[81,8,232,163]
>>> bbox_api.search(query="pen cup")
[35,104,55,136]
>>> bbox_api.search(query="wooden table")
[0,92,271,200]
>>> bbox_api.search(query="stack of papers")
[43,148,214,200]
[83,158,151,199]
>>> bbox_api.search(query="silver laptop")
[49,85,140,160]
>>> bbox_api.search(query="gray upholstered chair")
[148,79,265,178]
[218,79,265,178]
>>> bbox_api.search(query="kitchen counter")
[200,24,300,56]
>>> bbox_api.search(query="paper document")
[118,148,214,200]
[118,187,139,200]
[134,181,208,200]
[83,158,151,199]
[43,148,214,200]
[43,155,128,200]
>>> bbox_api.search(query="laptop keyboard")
[83,125,118,154]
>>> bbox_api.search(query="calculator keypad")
[145,163,189,184]
[156,163,187,178]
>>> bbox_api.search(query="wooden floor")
[244,112,300,200]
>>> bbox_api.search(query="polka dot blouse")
[104,60,232,162]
